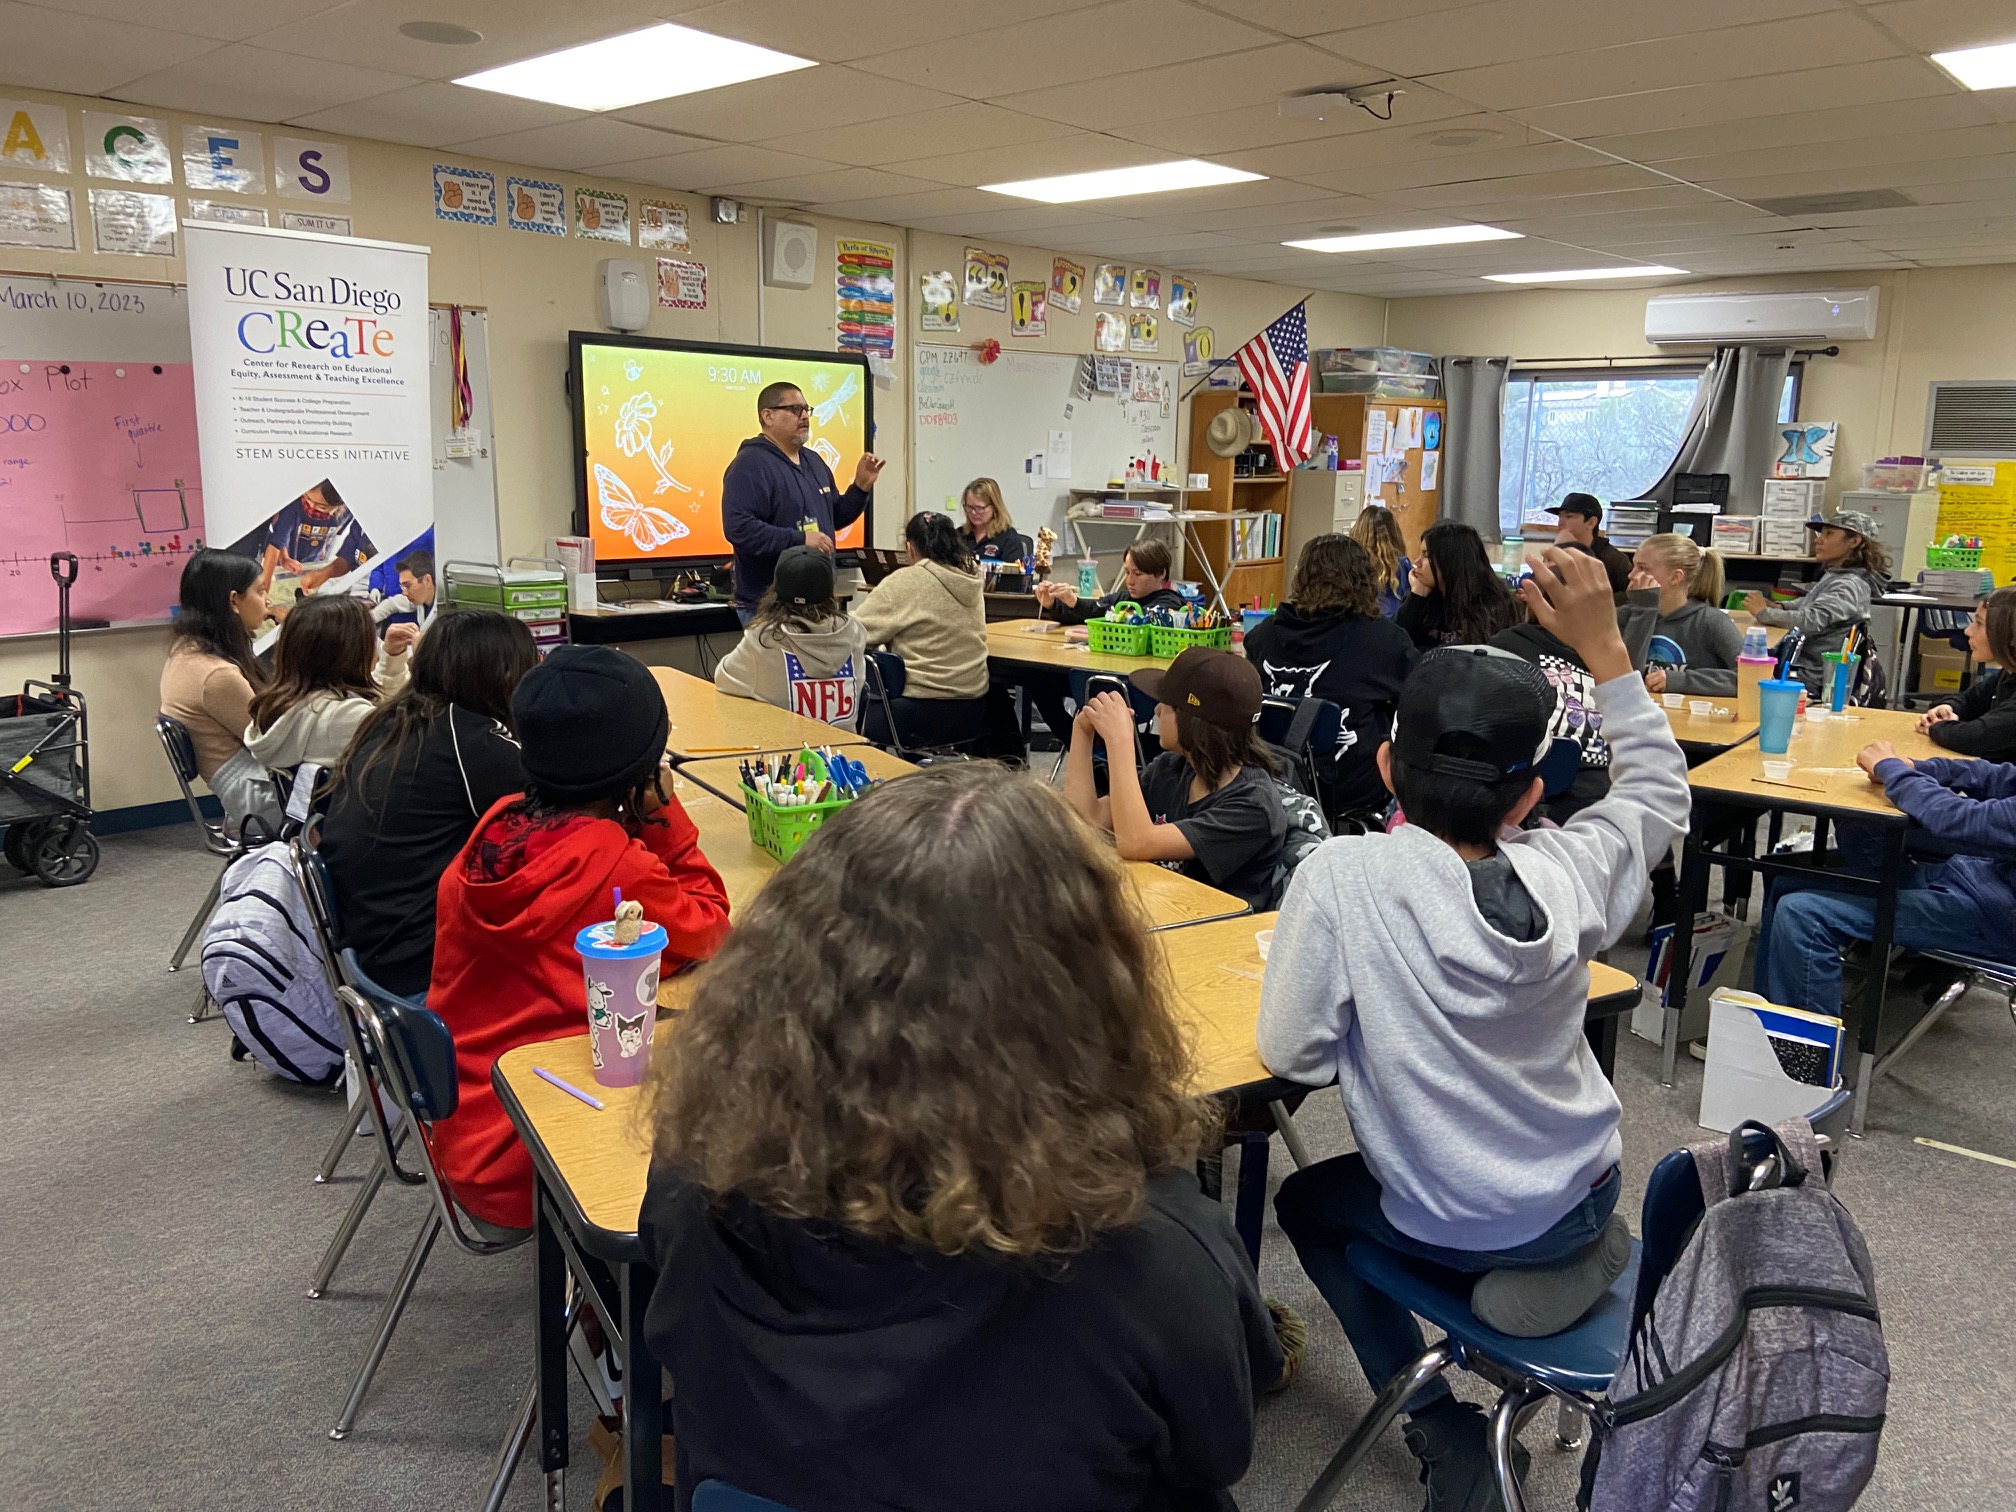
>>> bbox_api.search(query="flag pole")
[1175,293,1314,405]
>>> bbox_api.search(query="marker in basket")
[534,1066,605,1110]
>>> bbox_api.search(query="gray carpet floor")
[2,825,2010,1510]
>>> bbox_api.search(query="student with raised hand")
[428,645,730,1230]
[1742,509,1890,695]
[319,607,538,1001]
[850,510,989,749]
[159,547,281,837]
[1244,533,1417,817]
[1918,587,2016,761]
[714,544,867,732]
[1620,532,1740,697]
[1261,547,1689,1512]
[1351,505,1413,618]
[639,763,1284,1512]
[1065,647,1288,913]
[1395,519,1518,651]
[244,593,414,778]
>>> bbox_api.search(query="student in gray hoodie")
[1261,548,1690,1512]
[714,545,867,732]
[1743,510,1890,696]
[1617,531,1741,697]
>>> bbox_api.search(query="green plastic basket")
[1085,612,1155,656]
[1927,546,1982,569]
[1149,623,1233,658]
[741,747,848,863]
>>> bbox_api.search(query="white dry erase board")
[911,344,1178,545]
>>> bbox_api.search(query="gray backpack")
[1582,1118,1887,1512]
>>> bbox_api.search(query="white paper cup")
[1807,704,1830,721]
[1662,692,1684,708]
[1762,759,1794,782]
[1689,699,1713,718]
[1255,929,1274,962]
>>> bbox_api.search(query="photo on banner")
[182,222,433,619]
[1,100,71,174]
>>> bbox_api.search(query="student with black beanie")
[427,644,731,1232]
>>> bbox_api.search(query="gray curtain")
[1435,355,1511,543]
[1647,345,1792,514]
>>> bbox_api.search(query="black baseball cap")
[1130,647,1263,730]
[1392,646,1553,784]
[773,544,834,605]
[513,645,668,801]
[1546,492,1603,520]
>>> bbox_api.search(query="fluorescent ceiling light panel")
[980,160,1263,203]
[1930,40,2016,91]
[1484,265,1688,283]
[455,23,814,111]
[1284,225,1520,253]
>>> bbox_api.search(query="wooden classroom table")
[1662,700,1760,757]
[650,666,870,759]
[1665,705,1943,1133]
[1725,611,1789,649]
[676,746,918,805]
[983,618,1176,678]
[494,931,1645,1509]
[672,762,1248,931]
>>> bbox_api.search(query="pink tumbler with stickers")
[575,918,667,1088]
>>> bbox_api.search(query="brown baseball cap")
[1130,646,1264,730]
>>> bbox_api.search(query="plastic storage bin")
[1862,461,1937,492]
[742,748,849,863]
[1926,546,1983,569]
[1314,347,1439,377]
[1316,372,1440,399]
[1085,615,1155,656]
[1761,478,1826,518]
[1149,624,1233,658]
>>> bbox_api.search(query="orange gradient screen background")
[579,343,870,562]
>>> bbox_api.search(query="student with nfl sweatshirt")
[1260,547,1689,1512]
[714,545,867,732]
[428,645,731,1231]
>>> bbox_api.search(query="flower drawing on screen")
[596,463,689,550]
[612,391,693,496]
[812,368,859,428]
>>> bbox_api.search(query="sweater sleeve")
[374,644,410,697]
[712,629,764,701]
[630,792,733,963]
[1257,862,1353,1085]
[1788,570,1873,638]
[1394,592,1437,650]
[1927,672,2016,759]
[832,481,870,531]
[1521,674,1692,956]
[459,715,526,813]
[850,570,914,650]
[201,663,256,753]
[1881,758,2016,852]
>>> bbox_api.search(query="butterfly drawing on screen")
[596,463,689,551]
[812,368,859,427]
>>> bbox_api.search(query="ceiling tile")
[1863,0,2016,54]
[1424,14,1903,114]
[605,143,842,192]
[1641,125,2016,182]
[44,0,345,43]
[1514,58,1961,140]
[885,134,1157,186]
[758,104,1078,168]
[288,82,582,147]
[1390,187,1736,226]
[111,44,416,122]
[710,167,951,205]
[1378,162,1675,204]
[670,0,1088,65]
[1310,0,1839,78]
[613,67,960,140]
[996,42,1372,133]
[852,0,1274,96]
[1131,195,1392,234]
[1699,153,2016,202]
[1293,141,1613,196]
[1117,90,1475,157]
[1221,114,1561,179]
[1582,95,1996,164]
[1195,0,1496,36]
[452,118,713,172]
[0,4,223,95]
[796,187,1007,221]
[250,0,665,81]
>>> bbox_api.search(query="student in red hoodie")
[428,644,731,1231]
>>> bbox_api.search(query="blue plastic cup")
[1757,678,1804,755]
[1825,653,1859,713]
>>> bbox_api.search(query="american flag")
[1234,303,1313,470]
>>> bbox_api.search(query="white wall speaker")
[598,258,651,332]
[763,217,817,290]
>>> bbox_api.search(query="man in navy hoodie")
[722,380,884,620]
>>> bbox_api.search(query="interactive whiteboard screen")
[572,334,872,566]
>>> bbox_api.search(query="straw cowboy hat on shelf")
[1205,406,1262,458]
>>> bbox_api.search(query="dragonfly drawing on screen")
[812,369,859,428]
[596,463,689,551]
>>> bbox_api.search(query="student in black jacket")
[1547,492,1631,597]
[1024,539,1186,745]
[640,765,1286,1512]
[317,608,538,999]
[1396,520,1518,651]
[1244,533,1417,817]
[1920,587,2016,761]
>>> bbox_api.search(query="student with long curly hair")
[640,765,1285,1512]
[1350,506,1413,617]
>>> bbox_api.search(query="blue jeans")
[1275,1153,1621,1413]
[1754,861,2006,1015]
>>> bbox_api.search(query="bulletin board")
[1935,460,2016,585]
[911,344,1178,542]
[1360,401,1445,557]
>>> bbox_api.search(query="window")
[1500,366,1802,535]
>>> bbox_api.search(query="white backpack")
[200,839,345,1084]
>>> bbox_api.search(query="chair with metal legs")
[155,714,243,1021]
[1293,1090,1851,1512]
[1872,947,2016,1095]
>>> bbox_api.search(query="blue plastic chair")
[1294,1090,1851,1512]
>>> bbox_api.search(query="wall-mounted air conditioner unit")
[1645,289,1879,345]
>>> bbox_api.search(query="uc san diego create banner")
[184,220,431,607]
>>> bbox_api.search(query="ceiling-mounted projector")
[1280,86,1406,121]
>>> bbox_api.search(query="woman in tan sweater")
[159,549,281,836]
[851,512,988,749]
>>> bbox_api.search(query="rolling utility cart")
[1,553,99,887]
